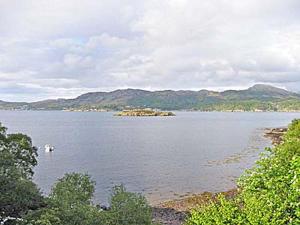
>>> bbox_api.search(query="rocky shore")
[151,127,287,225]
[151,189,238,225]
[264,127,287,145]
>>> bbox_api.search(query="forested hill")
[1,84,300,111]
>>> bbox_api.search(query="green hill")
[1,84,300,111]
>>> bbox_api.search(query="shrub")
[49,173,95,207]
[186,195,245,225]
[22,176,154,225]
[106,185,153,225]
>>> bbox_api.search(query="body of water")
[1,111,299,204]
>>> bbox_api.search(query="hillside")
[1,84,300,111]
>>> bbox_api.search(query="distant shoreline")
[1,85,300,113]
[1,109,300,113]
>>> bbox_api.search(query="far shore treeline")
[1,84,300,112]
[0,119,299,224]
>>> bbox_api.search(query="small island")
[115,109,175,117]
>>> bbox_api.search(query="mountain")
[1,84,300,111]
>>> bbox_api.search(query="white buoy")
[45,144,54,152]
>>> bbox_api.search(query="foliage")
[0,124,38,177]
[49,173,95,207]
[23,205,103,225]
[186,119,300,225]
[196,99,300,112]
[106,185,152,225]
[0,123,43,222]
[22,175,153,225]
[22,173,103,225]
[186,196,245,225]
[238,119,300,224]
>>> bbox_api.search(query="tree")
[22,175,154,225]
[49,173,95,207]
[107,185,152,225]
[0,123,43,223]
[22,173,105,225]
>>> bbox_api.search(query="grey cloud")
[0,0,300,101]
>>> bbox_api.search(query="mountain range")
[1,84,300,111]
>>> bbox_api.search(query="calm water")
[1,111,299,204]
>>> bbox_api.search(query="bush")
[49,173,95,207]
[22,175,154,225]
[106,185,153,225]
[22,173,104,225]
[186,195,245,225]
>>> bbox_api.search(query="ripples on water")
[0,111,299,204]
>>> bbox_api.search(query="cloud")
[0,0,300,101]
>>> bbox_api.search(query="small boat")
[45,144,54,152]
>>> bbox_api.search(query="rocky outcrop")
[264,127,287,145]
[115,109,175,117]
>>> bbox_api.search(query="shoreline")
[151,189,238,225]
[1,108,300,113]
[152,126,287,225]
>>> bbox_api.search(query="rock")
[264,127,287,145]
[96,204,110,211]
[152,207,187,225]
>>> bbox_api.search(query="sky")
[0,0,300,102]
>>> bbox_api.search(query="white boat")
[45,144,54,152]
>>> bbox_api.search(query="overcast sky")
[0,0,300,102]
